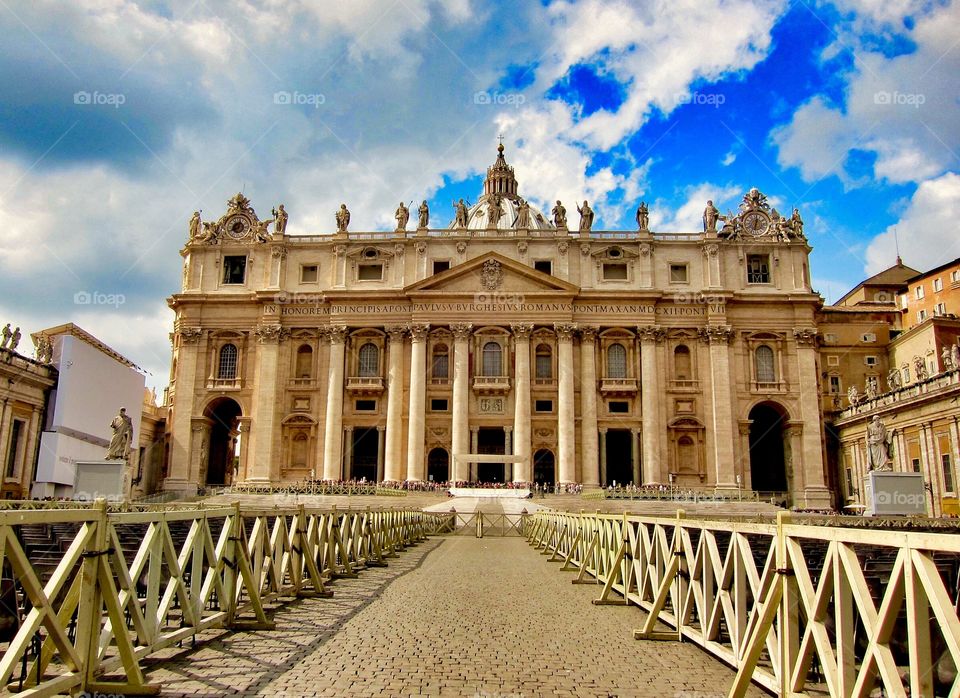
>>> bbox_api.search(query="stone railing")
[835,368,960,421]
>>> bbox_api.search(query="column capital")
[697,325,734,345]
[579,325,599,342]
[636,325,667,343]
[178,327,204,344]
[254,323,289,344]
[450,322,473,340]
[385,324,408,341]
[554,322,578,342]
[510,322,533,340]
[738,420,752,436]
[792,327,818,346]
[326,325,349,344]
[409,323,430,342]
[631,427,640,435]
[599,426,608,435]
[504,425,513,433]
[376,425,386,432]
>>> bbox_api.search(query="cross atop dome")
[484,139,519,201]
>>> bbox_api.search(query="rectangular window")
[669,263,688,283]
[5,419,24,478]
[829,375,841,393]
[934,278,943,292]
[222,255,247,284]
[301,264,318,283]
[358,264,383,281]
[865,356,877,366]
[824,333,838,344]
[746,255,770,284]
[432,260,450,275]
[608,401,629,413]
[432,352,449,379]
[602,263,628,280]
[916,285,925,299]
[943,454,954,492]
[918,309,928,322]
[355,399,377,411]
[534,399,553,413]
[952,270,960,283]
[430,398,449,412]
[912,458,921,473]
[534,260,552,275]
[935,303,946,316]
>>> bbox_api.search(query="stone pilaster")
[511,323,532,483]
[698,325,737,490]
[793,327,832,508]
[383,325,407,481]
[166,328,204,494]
[322,326,348,480]
[247,323,289,482]
[638,325,666,484]
[631,427,640,485]
[555,323,578,484]
[405,323,430,481]
[450,323,472,482]
[578,326,600,486]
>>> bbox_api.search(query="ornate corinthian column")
[450,323,472,482]
[638,325,666,484]
[555,323,578,484]
[698,325,736,489]
[793,327,831,508]
[383,325,406,482]
[579,326,600,486]
[405,323,430,481]
[511,323,532,482]
[322,326,348,480]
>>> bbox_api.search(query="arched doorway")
[204,398,242,486]
[427,448,449,483]
[533,449,555,485]
[748,402,788,493]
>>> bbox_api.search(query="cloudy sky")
[0,0,957,390]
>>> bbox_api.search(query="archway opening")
[605,429,633,486]
[204,397,242,486]
[350,427,379,482]
[748,402,788,493]
[476,427,505,482]
[533,449,555,485]
[427,448,449,482]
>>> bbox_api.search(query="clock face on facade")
[742,211,770,236]
[225,214,251,239]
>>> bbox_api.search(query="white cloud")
[865,172,960,274]
[773,0,960,188]
[651,183,743,233]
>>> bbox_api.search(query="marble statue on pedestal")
[106,408,133,460]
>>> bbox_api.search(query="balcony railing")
[207,377,241,390]
[472,375,511,394]
[751,380,785,392]
[346,376,385,394]
[533,377,557,387]
[289,377,317,389]
[667,379,699,391]
[429,377,451,386]
[600,377,638,394]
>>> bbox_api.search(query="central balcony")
[346,376,385,395]
[472,375,511,395]
[600,377,638,395]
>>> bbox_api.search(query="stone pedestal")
[864,471,927,516]
[74,460,127,502]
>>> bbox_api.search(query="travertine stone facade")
[164,146,832,508]
[0,349,55,499]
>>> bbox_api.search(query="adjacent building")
[163,145,832,508]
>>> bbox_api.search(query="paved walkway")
[144,537,763,698]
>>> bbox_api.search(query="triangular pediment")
[404,252,579,295]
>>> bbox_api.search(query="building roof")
[32,323,144,372]
[834,260,921,306]
[906,256,960,283]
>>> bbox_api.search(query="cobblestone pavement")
[144,537,764,698]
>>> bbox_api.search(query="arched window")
[291,432,308,468]
[217,344,238,380]
[755,345,775,383]
[535,344,552,379]
[482,341,502,376]
[295,344,313,378]
[607,343,627,379]
[674,345,691,380]
[432,343,449,379]
[358,343,379,377]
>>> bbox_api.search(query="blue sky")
[0,0,957,388]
